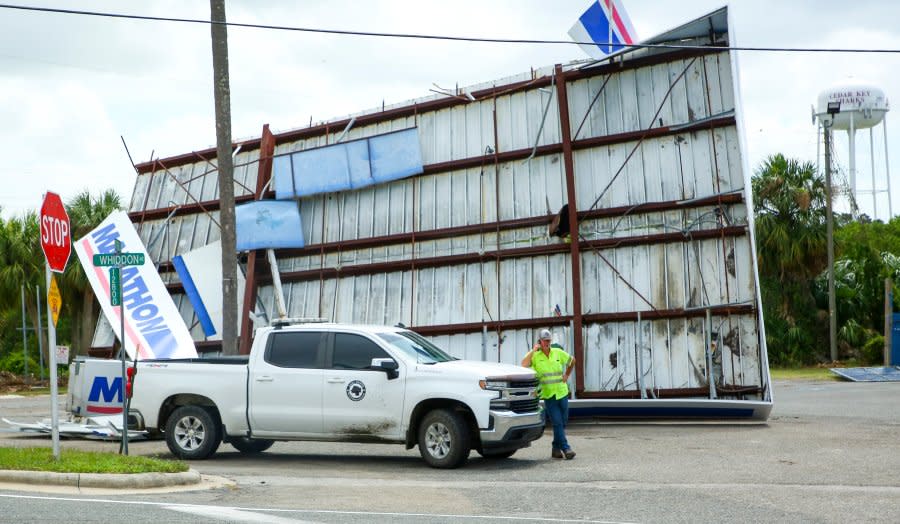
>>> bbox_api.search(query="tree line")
[0,158,895,376]
[0,190,120,376]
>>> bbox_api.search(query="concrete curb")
[0,468,201,489]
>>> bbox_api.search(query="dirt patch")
[0,372,62,394]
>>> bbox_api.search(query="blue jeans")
[544,396,570,451]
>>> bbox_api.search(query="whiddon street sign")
[92,253,145,266]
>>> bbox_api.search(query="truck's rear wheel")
[418,409,470,469]
[230,437,275,454]
[165,405,221,460]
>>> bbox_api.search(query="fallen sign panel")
[2,416,147,440]
[830,366,900,382]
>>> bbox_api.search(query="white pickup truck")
[128,321,544,468]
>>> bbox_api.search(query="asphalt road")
[1,379,899,523]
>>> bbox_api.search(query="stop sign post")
[39,191,70,460]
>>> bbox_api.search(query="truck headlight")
[479,379,508,391]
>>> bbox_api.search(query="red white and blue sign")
[74,211,197,360]
[568,0,638,59]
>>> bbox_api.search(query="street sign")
[47,274,62,327]
[109,267,121,306]
[55,345,69,364]
[40,192,71,273]
[92,253,145,267]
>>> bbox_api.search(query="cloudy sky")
[2,0,899,220]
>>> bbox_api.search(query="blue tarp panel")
[830,366,900,382]
[273,127,423,199]
[235,200,305,251]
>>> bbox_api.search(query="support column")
[554,64,585,393]
[239,124,275,354]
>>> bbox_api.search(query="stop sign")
[40,192,71,273]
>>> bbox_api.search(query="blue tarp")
[273,127,423,199]
[235,200,305,251]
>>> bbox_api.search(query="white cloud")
[3,0,900,221]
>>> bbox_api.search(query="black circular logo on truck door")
[346,380,366,401]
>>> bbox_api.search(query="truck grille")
[508,398,540,413]
[510,377,539,389]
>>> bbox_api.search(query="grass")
[0,447,188,474]
[770,367,841,381]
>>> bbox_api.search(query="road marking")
[166,504,321,523]
[0,493,631,523]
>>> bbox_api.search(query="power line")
[4,3,900,54]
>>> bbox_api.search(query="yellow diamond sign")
[48,274,62,327]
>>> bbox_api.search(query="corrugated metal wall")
[118,15,769,401]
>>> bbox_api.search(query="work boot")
[552,449,563,459]
[563,449,576,460]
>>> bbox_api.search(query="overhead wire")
[2,3,900,54]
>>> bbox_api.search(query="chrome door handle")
[327,378,345,384]
[255,376,274,382]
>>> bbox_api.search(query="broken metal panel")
[129,172,151,213]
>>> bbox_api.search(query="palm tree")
[0,212,44,364]
[752,154,830,363]
[752,154,828,283]
[60,190,122,357]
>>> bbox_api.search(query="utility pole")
[824,119,838,362]
[210,0,238,354]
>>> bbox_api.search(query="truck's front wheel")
[165,405,221,460]
[418,409,470,469]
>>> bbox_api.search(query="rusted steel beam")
[256,226,747,286]
[129,115,735,221]
[555,63,586,394]
[574,384,762,400]
[582,303,756,324]
[163,224,747,294]
[133,48,726,175]
[411,316,574,337]
[239,124,276,355]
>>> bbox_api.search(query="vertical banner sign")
[39,191,70,461]
[47,275,62,327]
[74,211,197,360]
[109,267,122,306]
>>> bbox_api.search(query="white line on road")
[0,493,634,523]
[166,504,322,523]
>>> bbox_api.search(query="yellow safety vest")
[530,344,571,400]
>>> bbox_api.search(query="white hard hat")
[539,329,552,340]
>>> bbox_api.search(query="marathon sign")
[74,211,197,360]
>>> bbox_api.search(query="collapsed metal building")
[95,7,773,418]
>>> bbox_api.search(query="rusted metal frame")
[414,315,573,337]
[137,168,156,232]
[586,56,700,213]
[701,54,738,385]
[134,48,721,175]
[492,88,502,340]
[152,196,743,279]
[400,303,753,337]
[239,124,275,355]
[194,149,255,196]
[127,115,734,222]
[151,158,222,229]
[163,222,747,292]
[582,303,755,324]
[575,383,762,400]
[150,191,742,272]
[260,228,747,293]
[554,63,586,393]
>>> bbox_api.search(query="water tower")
[813,81,891,219]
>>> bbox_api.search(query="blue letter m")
[88,376,122,403]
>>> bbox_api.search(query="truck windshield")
[377,331,457,364]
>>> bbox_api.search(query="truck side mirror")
[371,358,399,379]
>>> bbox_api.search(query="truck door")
[248,330,326,437]
[322,332,405,438]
